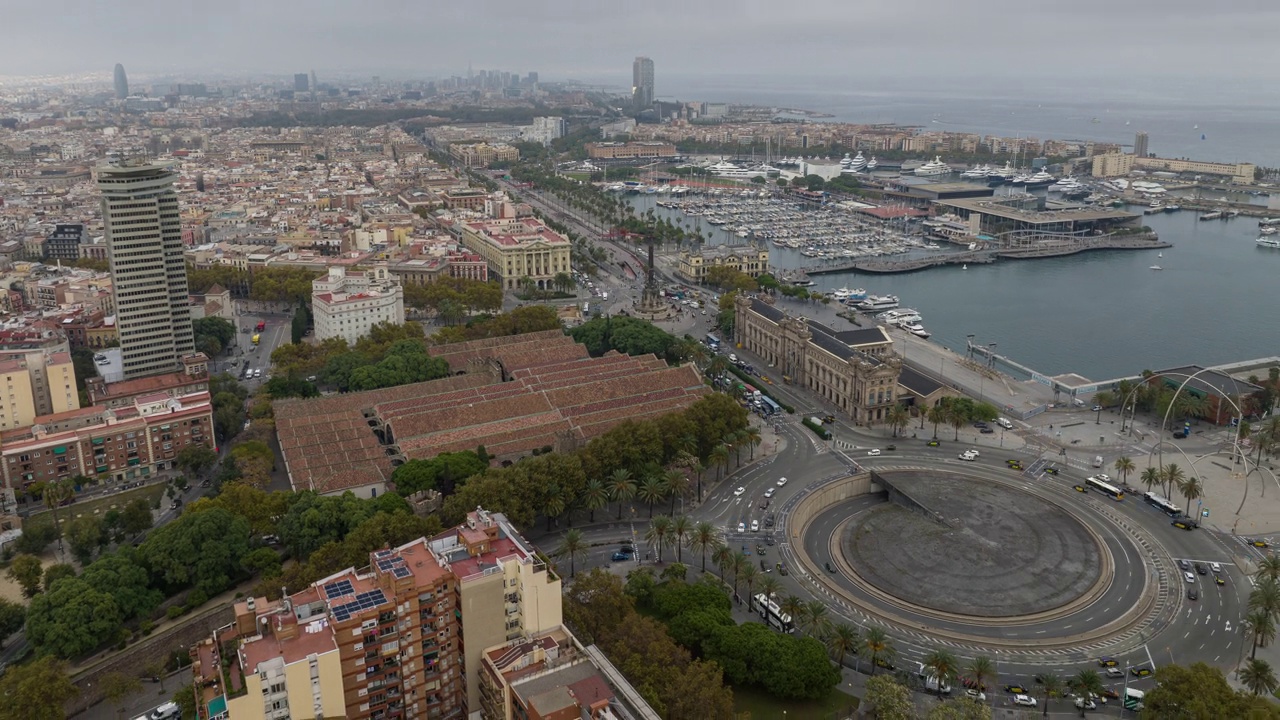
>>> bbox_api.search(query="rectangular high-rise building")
[1134,131,1149,159]
[97,160,194,379]
[293,73,309,92]
[632,56,654,108]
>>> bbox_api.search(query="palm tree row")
[1137,462,1203,516]
[602,466,695,521]
[1244,554,1280,662]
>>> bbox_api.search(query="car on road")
[1216,575,1226,586]
[766,535,775,545]
[979,427,995,434]
[1008,461,1024,471]
[1188,587,1199,600]
[927,439,941,446]
[733,486,746,497]
[1252,539,1271,548]
[1184,571,1196,583]
[611,551,631,562]
[1013,694,1037,708]
[1131,667,1153,677]
[1073,484,1087,492]
[1195,562,1208,575]
[972,421,988,428]
[867,449,881,456]
[776,477,789,487]
[1004,684,1027,694]
[1075,696,1098,711]
[1211,562,1222,574]
[1172,520,1198,530]
[737,522,745,533]
[1173,431,1187,439]
[1179,559,1192,570]
[756,544,766,555]
[1097,658,1119,668]
[751,520,759,532]
[823,415,836,424]
[959,451,977,461]
[874,657,895,671]
[1044,467,1059,475]
[1102,688,1121,699]
[1105,667,1125,679]
[95,357,110,366]
[825,561,836,573]
[764,487,775,498]
[964,689,986,702]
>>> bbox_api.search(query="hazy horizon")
[5,0,1279,84]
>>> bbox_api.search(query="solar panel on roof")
[393,566,411,579]
[323,579,354,598]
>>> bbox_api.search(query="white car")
[776,477,788,487]
[733,486,746,497]
[737,522,745,533]
[764,487,775,498]
[966,449,980,457]
[959,451,977,461]
[751,520,760,532]
[1013,695,1037,708]
[1184,571,1196,583]
[964,689,986,702]
[867,449,881,456]
[1211,562,1222,574]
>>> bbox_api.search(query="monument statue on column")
[633,235,676,320]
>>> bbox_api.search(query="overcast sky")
[6,0,1279,85]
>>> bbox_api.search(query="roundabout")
[790,464,1181,662]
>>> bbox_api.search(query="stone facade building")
[734,295,902,424]
[677,245,770,284]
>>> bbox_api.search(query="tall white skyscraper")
[632,56,654,108]
[97,159,194,379]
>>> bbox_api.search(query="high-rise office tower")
[1134,131,1149,159]
[293,73,309,92]
[97,159,194,379]
[113,63,129,99]
[632,56,654,108]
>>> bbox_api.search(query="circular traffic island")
[844,471,1103,618]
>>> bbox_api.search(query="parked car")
[611,551,630,562]
[1013,694,1037,708]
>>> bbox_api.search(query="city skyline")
[2,0,1279,82]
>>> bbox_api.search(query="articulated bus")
[752,594,796,633]
[1085,475,1125,500]
[1143,492,1183,517]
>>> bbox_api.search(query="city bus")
[1085,475,1125,500]
[760,396,782,416]
[752,594,795,633]
[1123,688,1145,711]
[705,333,721,350]
[1143,491,1183,517]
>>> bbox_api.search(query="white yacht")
[1049,176,1085,193]
[847,151,869,172]
[914,156,951,176]
[1023,169,1056,187]
[1010,173,1031,185]
[986,162,1019,183]
[858,294,900,311]
[902,322,930,338]
[866,156,879,171]
[962,165,991,179]
[1257,237,1280,249]
[832,286,868,301]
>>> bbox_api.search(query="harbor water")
[631,195,1280,381]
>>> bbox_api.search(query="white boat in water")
[866,156,879,171]
[1023,169,1056,187]
[858,294,900,311]
[1149,265,1163,270]
[832,286,868,301]
[1257,237,1280,249]
[903,323,931,338]
[914,156,951,176]
[840,151,869,173]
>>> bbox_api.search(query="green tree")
[1038,672,1063,717]
[923,648,960,697]
[0,597,27,648]
[928,404,948,439]
[864,674,914,720]
[669,514,692,564]
[1141,662,1261,719]
[711,543,734,582]
[43,563,77,593]
[926,698,993,719]
[65,514,105,565]
[8,553,45,598]
[26,577,123,657]
[646,515,673,563]
[689,521,720,572]
[176,444,219,480]
[1178,474,1204,517]
[555,528,588,578]
[1240,659,1280,697]
[637,474,665,519]
[0,655,80,720]
[1140,465,1162,494]
[1161,463,1185,501]
[1114,456,1136,486]
[1258,554,1280,584]
[886,404,910,438]
[608,469,636,520]
[966,655,996,694]
[1067,669,1104,714]
[1244,608,1277,659]
[580,479,609,522]
[138,506,252,596]
[801,599,833,639]
[861,625,895,675]
[827,623,860,666]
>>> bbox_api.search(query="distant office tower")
[1134,131,1149,159]
[97,159,194,379]
[294,73,309,92]
[113,63,128,99]
[632,56,654,108]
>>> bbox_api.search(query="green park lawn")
[732,684,859,720]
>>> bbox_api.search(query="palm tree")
[744,427,762,460]
[1249,578,1280,621]
[690,521,720,572]
[730,552,749,598]
[860,626,894,676]
[1140,466,1162,494]
[1257,553,1280,584]
[580,479,609,523]
[757,576,782,609]
[42,477,75,554]
[1244,608,1277,659]
[709,444,730,485]
[664,470,690,515]
[966,655,995,695]
[1240,659,1279,696]
[724,432,744,468]
[669,515,692,564]
[711,543,734,581]
[827,624,860,667]
[947,404,967,441]
[1178,475,1204,517]
[554,529,588,578]
[637,474,665,518]
[1068,670,1104,717]
[927,405,947,439]
[886,404,910,438]
[1113,456,1136,486]
[608,469,636,520]
[645,516,672,563]
[740,564,759,610]
[780,594,805,628]
[1162,463,1185,500]
[802,600,833,639]
[922,649,959,697]
[1038,672,1063,718]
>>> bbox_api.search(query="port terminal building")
[931,196,1143,243]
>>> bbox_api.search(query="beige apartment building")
[450,143,520,168]
[0,350,78,430]
[194,508,578,720]
[676,246,769,284]
[585,142,677,160]
[458,218,571,290]
[1092,152,1256,183]
[1091,152,1135,178]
